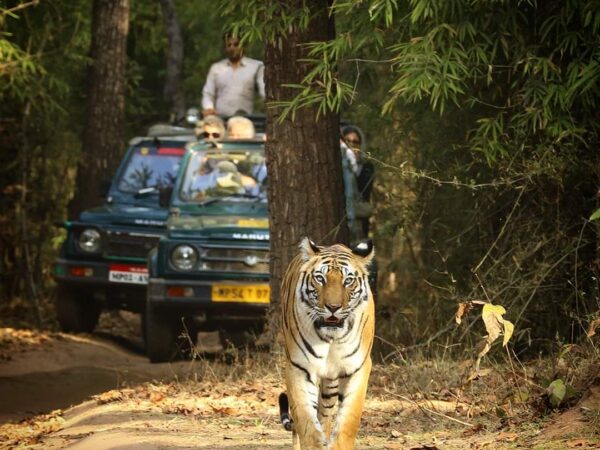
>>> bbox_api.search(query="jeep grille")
[199,246,269,274]
[105,232,161,260]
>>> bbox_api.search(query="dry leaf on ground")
[495,431,519,442]
[566,438,600,448]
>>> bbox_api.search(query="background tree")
[69,0,130,219]
[159,0,185,122]
[222,1,349,319]
[0,1,89,314]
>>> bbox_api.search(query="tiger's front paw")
[327,433,357,450]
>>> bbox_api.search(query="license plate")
[211,284,270,303]
[108,264,148,285]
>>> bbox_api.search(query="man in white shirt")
[201,34,265,117]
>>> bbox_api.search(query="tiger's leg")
[292,430,301,450]
[328,357,372,450]
[286,365,326,450]
[318,378,339,441]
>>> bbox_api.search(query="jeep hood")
[79,204,168,227]
[167,214,269,241]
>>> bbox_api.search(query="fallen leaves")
[495,431,519,442]
[390,429,403,439]
[0,327,57,361]
[0,409,64,448]
[566,438,600,448]
[93,389,132,405]
[210,404,237,416]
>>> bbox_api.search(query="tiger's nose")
[325,304,341,313]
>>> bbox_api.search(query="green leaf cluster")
[225,0,600,166]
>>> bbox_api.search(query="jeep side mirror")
[159,186,173,208]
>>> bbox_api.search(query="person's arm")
[256,62,265,100]
[201,64,217,116]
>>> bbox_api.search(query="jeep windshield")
[179,150,267,203]
[117,146,184,193]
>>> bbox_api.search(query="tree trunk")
[69,0,129,220]
[159,0,186,122]
[263,0,348,338]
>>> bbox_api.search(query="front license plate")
[108,264,148,285]
[211,284,270,304]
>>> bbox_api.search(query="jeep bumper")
[147,277,269,316]
[54,257,148,288]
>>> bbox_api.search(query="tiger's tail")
[278,392,293,431]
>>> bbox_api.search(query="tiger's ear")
[299,237,321,261]
[351,240,375,265]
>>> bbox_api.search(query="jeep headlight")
[78,228,102,253]
[171,245,198,271]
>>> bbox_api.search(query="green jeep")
[145,136,373,362]
[54,128,195,333]
[145,138,270,361]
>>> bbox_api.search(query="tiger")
[279,237,375,450]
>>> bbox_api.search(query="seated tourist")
[226,116,255,139]
[195,115,225,142]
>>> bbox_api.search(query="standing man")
[342,125,375,236]
[201,33,265,117]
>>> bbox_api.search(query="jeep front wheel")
[55,284,100,333]
[144,305,185,363]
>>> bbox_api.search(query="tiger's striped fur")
[281,237,375,450]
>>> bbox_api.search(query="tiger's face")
[297,238,374,340]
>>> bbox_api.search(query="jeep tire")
[145,305,192,363]
[55,283,101,333]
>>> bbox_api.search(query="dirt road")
[1,314,599,449]
[0,315,299,449]
[0,312,194,422]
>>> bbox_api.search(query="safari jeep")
[145,138,270,362]
[53,127,195,333]
[144,135,374,362]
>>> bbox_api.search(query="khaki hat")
[216,172,241,188]
[217,160,238,173]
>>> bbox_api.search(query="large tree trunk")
[264,0,348,336]
[69,0,129,219]
[159,0,186,122]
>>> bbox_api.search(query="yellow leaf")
[502,320,514,346]
[481,303,505,344]
[469,303,514,380]
[482,303,506,316]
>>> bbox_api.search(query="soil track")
[0,330,170,423]
[0,312,228,423]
